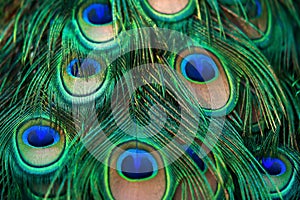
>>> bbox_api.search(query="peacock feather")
[0,0,299,199]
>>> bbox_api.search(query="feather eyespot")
[175,47,235,114]
[174,142,225,199]
[257,148,300,198]
[15,118,66,171]
[117,149,158,180]
[223,0,270,41]
[108,142,167,200]
[140,0,195,22]
[76,1,119,43]
[59,56,109,99]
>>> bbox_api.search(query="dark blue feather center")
[185,147,206,171]
[247,0,262,18]
[67,58,101,78]
[23,126,60,148]
[181,54,218,83]
[261,157,286,176]
[117,149,158,180]
[83,3,112,25]
[255,0,262,17]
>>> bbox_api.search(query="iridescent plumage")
[0,0,299,199]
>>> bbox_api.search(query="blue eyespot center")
[117,149,158,180]
[67,58,101,78]
[181,54,219,83]
[83,3,112,25]
[255,0,262,17]
[22,126,60,148]
[246,0,262,18]
[185,147,206,171]
[261,157,286,176]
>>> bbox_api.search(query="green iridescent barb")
[0,0,299,199]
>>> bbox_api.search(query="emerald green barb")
[0,0,299,199]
